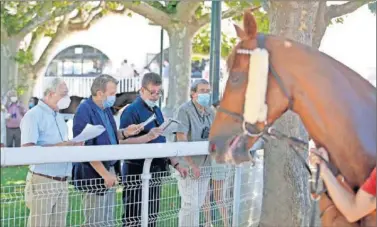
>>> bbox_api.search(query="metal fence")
[1,144,263,227]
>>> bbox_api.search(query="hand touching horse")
[208,11,376,227]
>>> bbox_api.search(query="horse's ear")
[234,24,247,40]
[243,11,257,39]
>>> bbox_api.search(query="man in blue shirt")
[21,77,82,227]
[73,74,142,226]
[120,72,187,227]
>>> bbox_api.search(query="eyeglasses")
[143,87,164,96]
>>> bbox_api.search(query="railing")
[33,77,227,98]
[1,142,264,227]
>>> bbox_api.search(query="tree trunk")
[259,2,319,227]
[163,26,195,118]
[1,36,20,98]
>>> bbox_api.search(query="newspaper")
[71,124,106,143]
[142,114,156,127]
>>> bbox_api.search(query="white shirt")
[116,63,134,78]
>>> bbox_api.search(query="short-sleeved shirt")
[175,101,215,169]
[6,102,26,128]
[361,168,376,196]
[20,100,71,177]
[120,96,167,169]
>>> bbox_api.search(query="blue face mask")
[103,95,116,108]
[29,103,34,109]
[145,99,158,108]
[197,93,210,107]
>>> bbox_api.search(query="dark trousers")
[122,163,163,227]
[6,127,20,147]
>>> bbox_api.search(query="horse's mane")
[227,33,376,92]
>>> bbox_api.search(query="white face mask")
[10,97,18,103]
[57,96,71,110]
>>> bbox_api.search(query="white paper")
[71,124,106,143]
[142,114,156,127]
[160,119,181,137]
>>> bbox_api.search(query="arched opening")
[45,45,111,77]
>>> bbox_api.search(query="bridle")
[217,33,294,138]
[217,33,339,226]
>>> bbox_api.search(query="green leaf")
[368,1,376,15]
[14,49,33,65]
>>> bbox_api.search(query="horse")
[59,91,139,115]
[208,11,376,227]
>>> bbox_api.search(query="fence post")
[141,159,153,227]
[232,164,242,227]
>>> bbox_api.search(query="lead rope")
[259,127,331,227]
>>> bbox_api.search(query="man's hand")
[191,165,201,179]
[103,172,118,188]
[123,124,143,137]
[0,143,4,148]
[309,147,329,166]
[147,127,163,141]
[176,165,188,178]
[57,141,84,146]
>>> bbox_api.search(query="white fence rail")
[0,143,263,227]
[33,77,227,98]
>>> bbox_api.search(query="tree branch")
[32,15,70,73]
[328,0,372,19]
[27,31,44,54]
[197,6,247,28]
[175,1,202,23]
[17,2,82,38]
[68,2,105,31]
[123,2,172,29]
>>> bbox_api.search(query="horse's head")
[208,11,291,164]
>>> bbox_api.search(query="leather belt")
[29,171,68,182]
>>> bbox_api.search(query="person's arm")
[118,107,151,144]
[320,164,376,222]
[175,107,197,168]
[20,103,27,115]
[120,133,153,144]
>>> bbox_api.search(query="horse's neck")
[281,42,376,186]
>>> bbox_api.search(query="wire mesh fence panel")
[1,155,264,227]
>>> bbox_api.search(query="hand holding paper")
[71,124,106,143]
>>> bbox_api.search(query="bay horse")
[208,11,376,227]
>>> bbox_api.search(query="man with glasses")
[175,79,215,227]
[21,78,83,227]
[119,72,187,227]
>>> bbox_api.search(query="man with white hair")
[21,77,82,227]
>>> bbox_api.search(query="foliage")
[192,27,237,59]
[0,1,77,36]
[192,6,269,58]
[369,1,377,14]
[14,49,33,65]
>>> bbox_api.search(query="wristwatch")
[173,163,180,169]
[121,130,128,140]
